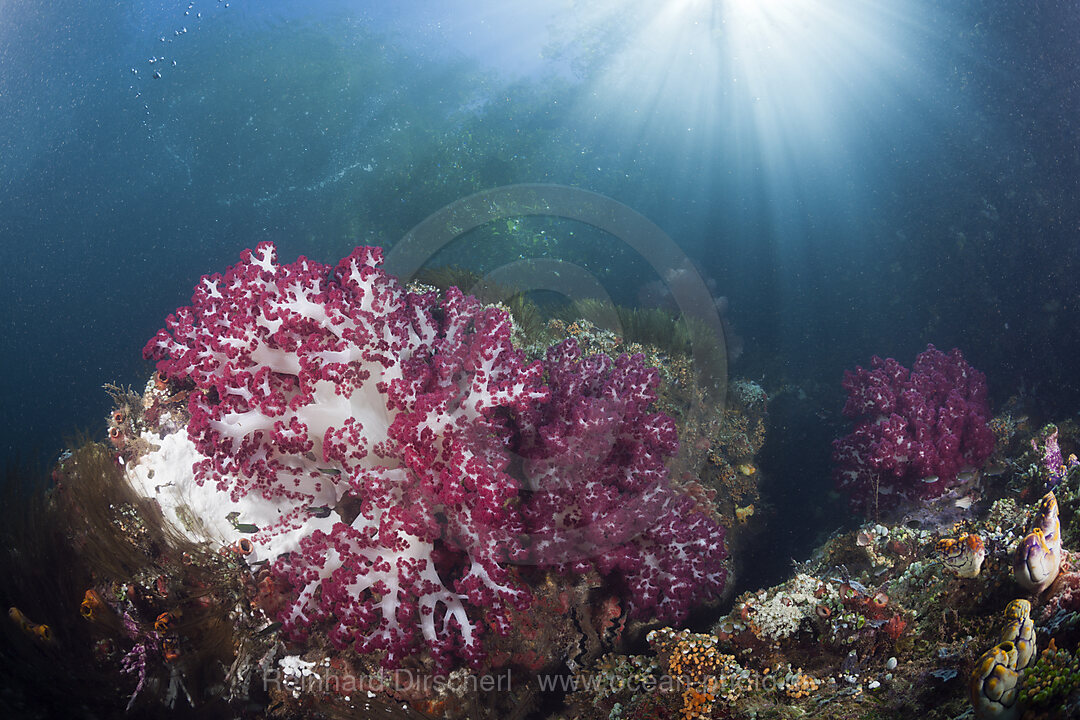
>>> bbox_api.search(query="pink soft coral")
[145,242,727,669]
[518,340,727,622]
[832,344,994,514]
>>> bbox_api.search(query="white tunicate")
[886,657,897,670]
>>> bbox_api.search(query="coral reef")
[0,242,735,720]
[43,244,1080,720]
[564,403,1080,720]
[1,234,772,720]
[18,306,1080,720]
[138,243,728,674]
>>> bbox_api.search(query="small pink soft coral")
[832,344,994,514]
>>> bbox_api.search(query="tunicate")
[886,657,897,670]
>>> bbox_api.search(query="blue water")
[2,0,1078,482]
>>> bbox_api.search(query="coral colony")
[1035,427,1079,491]
[831,344,996,514]
[14,244,1080,720]
[136,243,727,671]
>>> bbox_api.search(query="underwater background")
[1,0,1079,699]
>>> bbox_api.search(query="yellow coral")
[648,627,748,714]
[783,670,821,699]
[735,504,755,523]
[681,685,715,720]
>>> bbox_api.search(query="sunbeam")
[568,0,946,241]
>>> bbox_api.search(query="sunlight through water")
[571,0,944,241]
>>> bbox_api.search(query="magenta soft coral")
[144,242,726,670]
[518,339,727,623]
[832,344,995,514]
[145,243,541,669]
